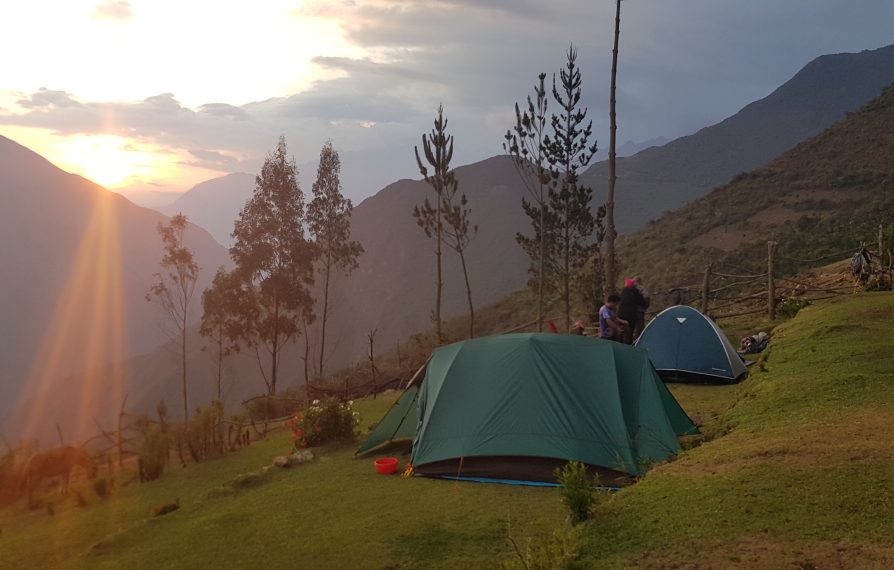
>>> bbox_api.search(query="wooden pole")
[55,423,65,446]
[701,264,711,315]
[768,241,777,320]
[604,0,622,292]
[117,394,128,468]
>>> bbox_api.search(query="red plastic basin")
[375,457,398,475]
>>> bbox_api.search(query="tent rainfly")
[356,333,697,484]
[635,305,748,384]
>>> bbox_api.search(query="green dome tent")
[635,305,748,384]
[357,333,697,484]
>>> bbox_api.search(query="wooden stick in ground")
[768,241,777,319]
[55,423,65,446]
[117,394,129,468]
[701,264,711,315]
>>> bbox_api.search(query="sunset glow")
[51,134,159,189]
[19,191,127,443]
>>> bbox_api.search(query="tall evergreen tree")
[146,213,199,423]
[505,73,552,332]
[226,136,316,399]
[307,140,363,379]
[544,45,600,331]
[413,105,453,341]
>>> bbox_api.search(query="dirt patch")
[635,535,894,569]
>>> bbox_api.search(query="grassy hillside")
[577,292,894,568]
[2,293,892,568]
[620,83,894,293]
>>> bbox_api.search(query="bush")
[777,298,810,319]
[503,526,580,570]
[287,399,360,450]
[555,461,598,526]
[138,425,170,482]
[92,478,111,499]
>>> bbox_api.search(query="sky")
[2,0,893,206]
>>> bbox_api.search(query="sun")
[53,134,158,188]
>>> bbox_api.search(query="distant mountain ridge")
[619,82,894,292]
[159,172,255,246]
[580,43,894,233]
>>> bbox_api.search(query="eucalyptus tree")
[308,140,363,379]
[226,136,316,398]
[146,213,199,422]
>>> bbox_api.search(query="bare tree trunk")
[317,251,332,380]
[216,329,223,403]
[605,0,622,292]
[458,248,475,338]
[181,321,188,422]
[538,200,545,332]
[564,217,571,331]
[302,318,310,387]
[436,199,443,341]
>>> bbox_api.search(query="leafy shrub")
[777,298,810,319]
[555,461,598,526]
[137,425,170,482]
[244,389,303,420]
[287,399,360,450]
[503,526,580,570]
[92,478,111,499]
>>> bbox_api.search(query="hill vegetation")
[620,82,894,293]
[580,43,894,235]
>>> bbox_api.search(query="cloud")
[16,88,82,110]
[183,149,241,171]
[92,0,133,20]
[4,0,894,204]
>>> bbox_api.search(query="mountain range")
[2,44,894,442]
[0,135,229,441]
[580,43,894,233]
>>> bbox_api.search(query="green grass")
[576,292,894,568]
[3,294,892,568]
[0,395,567,569]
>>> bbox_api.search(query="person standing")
[619,279,647,344]
[599,294,628,342]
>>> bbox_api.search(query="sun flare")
[53,134,159,188]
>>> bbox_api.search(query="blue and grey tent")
[635,305,747,384]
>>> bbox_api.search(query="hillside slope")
[620,82,894,292]
[581,43,894,233]
[1,295,891,568]
[0,135,230,440]
[578,293,894,567]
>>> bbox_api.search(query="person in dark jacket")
[619,278,647,344]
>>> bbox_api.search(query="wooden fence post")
[768,241,778,319]
[879,224,884,259]
[701,264,711,315]
[117,394,128,468]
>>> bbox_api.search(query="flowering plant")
[287,399,361,451]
